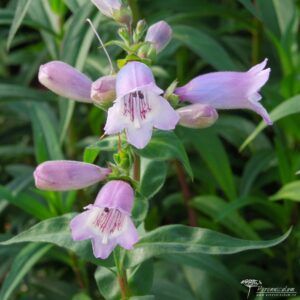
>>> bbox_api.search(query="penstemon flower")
[175,59,272,125]
[104,61,180,149]
[70,180,138,259]
[34,160,111,191]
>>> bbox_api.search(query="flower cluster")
[34,0,272,260]
[34,161,138,259]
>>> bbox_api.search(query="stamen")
[123,90,152,126]
[92,208,125,244]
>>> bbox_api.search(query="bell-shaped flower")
[38,61,93,103]
[177,104,218,128]
[145,21,172,53]
[34,160,111,191]
[104,61,179,149]
[70,180,138,259]
[175,59,272,125]
[91,75,116,105]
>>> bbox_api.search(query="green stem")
[114,250,130,299]
[133,153,141,182]
[174,160,198,226]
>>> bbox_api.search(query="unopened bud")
[145,21,172,53]
[91,75,116,108]
[91,0,132,25]
[38,61,92,102]
[134,19,147,42]
[177,104,218,129]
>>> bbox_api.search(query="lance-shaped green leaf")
[0,243,52,300]
[124,225,291,267]
[136,131,193,179]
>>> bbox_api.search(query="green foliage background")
[0,0,300,299]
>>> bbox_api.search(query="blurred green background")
[0,0,300,299]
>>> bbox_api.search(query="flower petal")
[152,95,180,130]
[92,237,116,259]
[116,62,163,98]
[104,100,126,135]
[70,210,94,241]
[117,216,139,249]
[94,180,134,214]
[126,122,153,149]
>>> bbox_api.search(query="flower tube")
[70,180,138,259]
[175,59,272,125]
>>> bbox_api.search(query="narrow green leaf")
[163,254,241,290]
[29,103,64,161]
[6,0,33,50]
[240,95,300,151]
[270,181,300,202]
[0,243,52,300]
[140,159,167,199]
[184,128,236,200]
[0,185,52,220]
[173,25,237,70]
[0,214,113,267]
[192,196,259,240]
[125,225,291,267]
[136,131,193,179]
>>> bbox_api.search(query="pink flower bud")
[38,61,92,103]
[145,21,172,53]
[34,160,111,191]
[176,104,219,128]
[91,75,116,104]
[70,180,138,259]
[177,104,218,128]
[91,0,132,25]
[91,0,121,18]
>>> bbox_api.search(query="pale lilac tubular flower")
[104,61,179,149]
[175,59,272,125]
[91,75,116,104]
[177,104,218,129]
[70,180,138,259]
[145,21,172,53]
[91,0,121,18]
[34,160,111,191]
[38,61,92,103]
